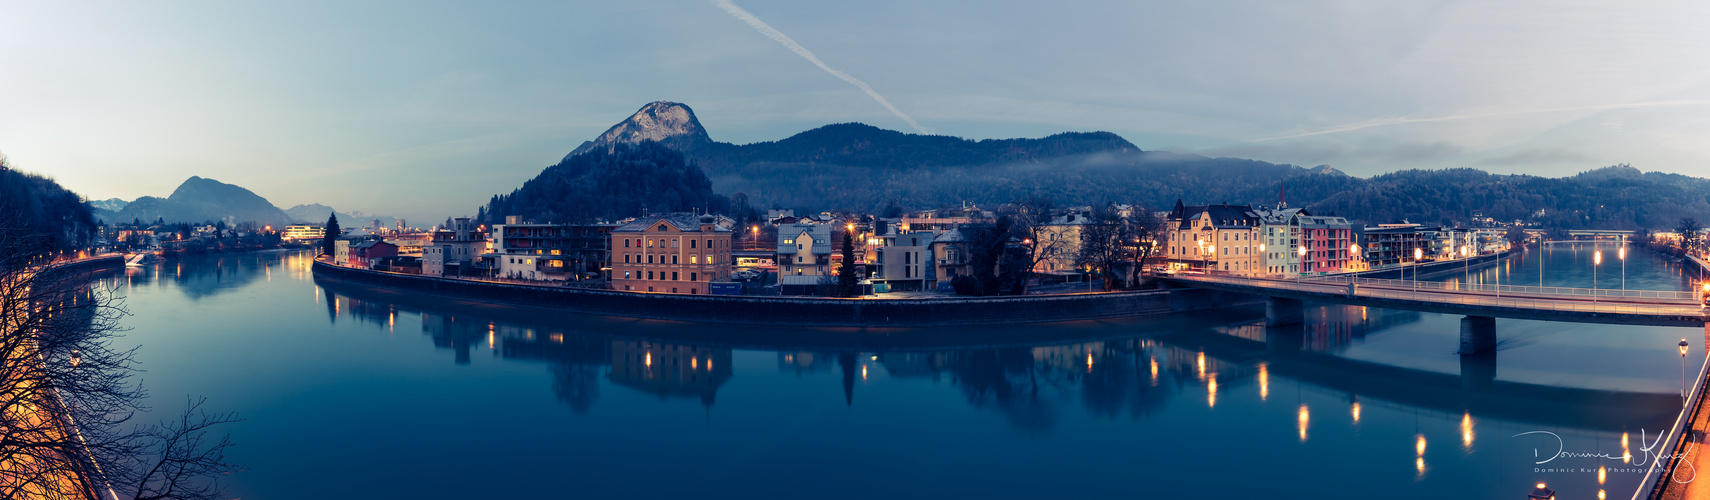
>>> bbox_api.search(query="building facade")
[776,222,833,276]
[423,218,487,277]
[609,215,733,294]
[491,217,617,281]
[1164,201,1263,276]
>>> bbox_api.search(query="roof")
[612,214,731,233]
[1170,202,1260,230]
[932,228,971,243]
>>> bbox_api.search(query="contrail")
[1254,99,1710,142]
[711,0,930,134]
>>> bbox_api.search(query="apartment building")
[609,214,732,294]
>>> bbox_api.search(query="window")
[647,255,654,264]
[648,239,654,248]
[690,239,697,249]
[658,224,667,231]
[624,255,630,263]
[690,272,697,281]
[671,255,678,264]
[647,271,654,280]
[624,271,631,279]
[690,255,698,264]
[623,239,630,248]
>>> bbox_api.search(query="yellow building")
[1163,201,1263,276]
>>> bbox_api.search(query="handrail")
[1634,349,1710,500]
[1298,274,1697,301]
[1170,274,1707,317]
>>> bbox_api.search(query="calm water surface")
[102,246,1708,499]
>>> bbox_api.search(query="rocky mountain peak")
[567,101,712,159]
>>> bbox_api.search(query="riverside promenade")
[1640,254,1710,500]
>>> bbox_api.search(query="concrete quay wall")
[312,260,1260,327]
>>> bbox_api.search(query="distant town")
[92,196,1710,300]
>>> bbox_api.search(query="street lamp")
[1462,245,1470,287]
[1594,250,1602,304]
[1298,245,1307,276]
[1259,243,1266,276]
[1350,244,1361,272]
[1413,247,1423,289]
[1682,339,1692,403]
[1208,245,1216,273]
[750,225,758,250]
[1619,246,1626,290]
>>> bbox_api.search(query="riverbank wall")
[312,260,1262,327]
[39,254,125,279]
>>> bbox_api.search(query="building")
[1254,207,1307,276]
[281,224,326,242]
[1163,201,1263,276]
[1298,214,1355,274]
[609,214,733,294]
[776,221,834,276]
[869,227,936,291]
[929,228,976,289]
[348,240,398,269]
[423,218,487,277]
[491,217,617,281]
[1362,224,1438,267]
[1034,211,1094,275]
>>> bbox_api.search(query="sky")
[3,0,1709,223]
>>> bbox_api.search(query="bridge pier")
[1266,297,1305,327]
[1459,316,1497,356]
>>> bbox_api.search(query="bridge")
[1161,273,1709,355]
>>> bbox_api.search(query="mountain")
[284,204,404,230]
[569,101,1136,173]
[568,101,712,158]
[536,101,1710,230]
[88,198,128,212]
[484,141,723,224]
[107,176,291,227]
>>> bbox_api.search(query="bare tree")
[1123,208,1166,288]
[1002,197,1062,295]
[1078,207,1127,291]
[0,214,240,500]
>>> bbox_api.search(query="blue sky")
[4,0,1709,223]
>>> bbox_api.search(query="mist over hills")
[548,101,1710,229]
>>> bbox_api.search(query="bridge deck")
[1164,274,1708,327]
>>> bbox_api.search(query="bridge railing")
[1177,274,1707,317]
[1296,275,1698,302]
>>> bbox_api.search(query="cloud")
[710,0,930,134]
[1254,100,1710,142]
[1479,148,1592,166]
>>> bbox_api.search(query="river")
[99,245,1707,499]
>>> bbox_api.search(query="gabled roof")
[1172,203,1259,230]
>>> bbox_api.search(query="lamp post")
[1413,247,1423,290]
[1619,246,1626,290]
[750,225,758,250]
[1462,245,1470,288]
[1298,245,1307,277]
[1350,244,1361,272]
[1259,243,1267,277]
[1682,339,1692,403]
[1209,245,1216,274]
[1594,250,1602,305]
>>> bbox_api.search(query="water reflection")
[103,250,1707,498]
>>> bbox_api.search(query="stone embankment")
[311,260,1259,327]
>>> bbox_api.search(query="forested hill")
[555,101,1710,230]
[569,102,1138,173]
[482,141,727,224]
[0,162,98,256]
